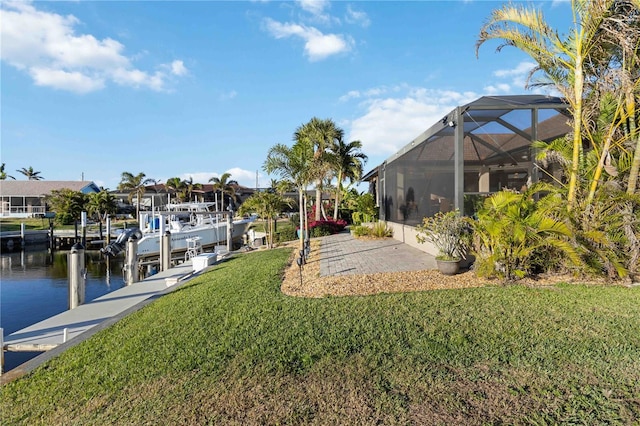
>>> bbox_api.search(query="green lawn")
[1,248,639,425]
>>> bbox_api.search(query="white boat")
[101,203,256,259]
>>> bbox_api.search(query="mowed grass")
[2,248,639,425]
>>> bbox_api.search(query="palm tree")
[264,139,314,251]
[117,171,153,219]
[239,189,293,249]
[16,166,44,180]
[165,177,186,203]
[86,190,118,223]
[0,163,15,180]
[209,173,238,212]
[295,117,343,221]
[182,177,203,203]
[476,0,612,209]
[329,137,368,220]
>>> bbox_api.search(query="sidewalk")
[319,231,437,276]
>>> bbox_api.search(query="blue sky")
[1,0,570,191]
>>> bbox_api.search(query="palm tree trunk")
[298,188,304,251]
[567,50,584,210]
[588,99,623,204]
[315,186,322,221]
[333,170,343,220]
[626,91,640,194]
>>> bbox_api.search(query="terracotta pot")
[436,258,460,275]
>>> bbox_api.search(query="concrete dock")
[1,258,206,382]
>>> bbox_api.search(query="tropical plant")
[349,192,378,225]
[568,184,640,279]
[416,210,471,262]
[165,177,186,202]
[16,166,44,180]
[470,184,581,281]
[0,163,15,180]
[182,176,203,203]
[264,139,314,251]
[351,224,372,238]
[476,0,618,210]
[329,136,368,220]
[370,221,393,238]
[239,190,294,248]
[86,190,118,223]
[46,189,87,225]
[117,171,153,219]
[209,172,239,212]
[295,117,343,221]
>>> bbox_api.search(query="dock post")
[106,216,111,246]
[1,327,4,375]
[125,238,139,285]
[20,223,25,247]
[68,243,86,309]
[81,211,87,247]
[161,231,171,271]
[227,213,232,253]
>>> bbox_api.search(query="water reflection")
[1,248,125,371]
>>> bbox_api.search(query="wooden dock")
[1,257,214,382]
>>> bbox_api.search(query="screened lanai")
[364,95,571,227]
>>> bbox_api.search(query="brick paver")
[319,231,437,277]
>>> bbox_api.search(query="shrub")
[416,210,470,261]
[370,221,393,238]
[308,219,347,237]
[471,185,580,281]
[351,225,372,237]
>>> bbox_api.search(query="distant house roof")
[0,181,101,197]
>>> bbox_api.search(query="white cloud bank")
[0,1,187,93]
[263,18,352,61]
[347,88,479,157]
[344,61,546,158]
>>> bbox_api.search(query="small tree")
[86,190,118,223]
[46,189,87,225]
[239,191,293,248]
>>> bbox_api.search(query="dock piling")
[125,238,139,285]
[68,243,86,309]
[227,213,232,253]
[161,231,171,272]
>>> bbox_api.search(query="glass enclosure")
[374,95,570,224]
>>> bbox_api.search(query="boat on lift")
[101,202,256,260]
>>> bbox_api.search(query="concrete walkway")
[320,231,437,276]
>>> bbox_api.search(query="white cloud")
[219,90,238,101]
[345,5,370,27]
[263,18,352,61]
[484,83,512,95]
[296,0,333,24]
[345,87,478,157]
[0,1,187,93]
[297,0,329,16]
[170,60,188,76]
[29,67,105,94]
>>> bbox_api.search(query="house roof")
[0,181,101,197]
[359,94,570,182]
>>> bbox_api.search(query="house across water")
[0,181,101,218]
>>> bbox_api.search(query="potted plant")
[416,209,470,275]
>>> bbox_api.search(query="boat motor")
[100,228,142,257]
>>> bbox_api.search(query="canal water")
[1,246,125,372]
